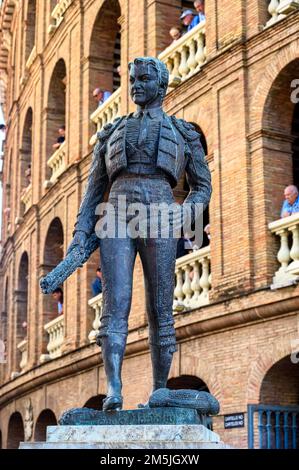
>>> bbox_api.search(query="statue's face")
[129,62,162,107]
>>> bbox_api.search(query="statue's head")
[128,57,169,107]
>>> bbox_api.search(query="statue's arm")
[73,139,109,237]
[40,139,109,293]
[184,135,211,214]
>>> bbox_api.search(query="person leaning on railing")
[180,1,206,34]
[52,125,66,150]
[281,185,299,218]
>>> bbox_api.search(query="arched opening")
[46,59,67,179]
[16,252,29,369]
[7,412,24,449]
[1,278,9,351]
[84,395,106,411]
[20,108,33,213]
[88,0,121,119]
[25,0,37,62]
[167,375,212,429]
[249,356,299,449]
[167,374,210,392]
[34,409,57,442]
[0,278,9,382]
[42,218,64,353]
[262,59,299,219]
[260,356,299,406]
[3,151,12,234]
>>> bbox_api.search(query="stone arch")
[259,355,299,406]
[1,277,9,348]
[247,340,292,403]
[167,374,210,392]
[20,107,33,212]
[170,353,223,404]
[0,277,9,382]
[252,56,299,220]
[34,409,57,442]
[24,0,37,62]
[7,411,24,449]
[251,46,299,133]
[16,251,29,336]
[41,217,64,353]
[45,59,67,179]
[88,0,121,119]
[83,395,106,410]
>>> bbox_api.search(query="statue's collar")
[133,106,164,119]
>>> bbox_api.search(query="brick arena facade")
[0,0,299,449]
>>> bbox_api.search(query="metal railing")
[248,404,299,449]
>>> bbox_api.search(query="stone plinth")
[19,408,229,449]
[20,424,228,449]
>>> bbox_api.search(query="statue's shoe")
[103,395,123,412]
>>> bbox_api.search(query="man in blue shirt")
[180,10,196,33]
[91,267,103,296]
[194,0,206,24]
[281,185,299,218]
[180,1,206,33]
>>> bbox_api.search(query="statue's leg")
[138,237,178,393]
[98,237,137,411]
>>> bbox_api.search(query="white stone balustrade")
[17,339,28,372]
[266,0,299,27]
[20,183,32,213]
[48,0,74,33]
[46,140,66,185]
[269,212,299,288]
[41,315,64,362]
[88,293,103,343]
[158,21,206,88]
[173,246,211,312]
[89,88,121,145]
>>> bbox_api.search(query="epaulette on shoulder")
[170,116,201,142]
[97,116,124,142]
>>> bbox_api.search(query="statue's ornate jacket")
[73,112,212,236]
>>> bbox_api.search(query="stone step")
[20,440,229,450]
[46,424,220,443]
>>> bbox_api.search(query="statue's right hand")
[66,231,87,256]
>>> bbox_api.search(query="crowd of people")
[169,0,206,44]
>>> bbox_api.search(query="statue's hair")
[128,57,169,96]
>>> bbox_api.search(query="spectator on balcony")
[52,125,66,150]
[204,223,210,243]
[169,27,182,44]
[176,236,195,258]
[22,321,28,337]
[180,10,196,33]
[193,0,206,24]
[91,267,103,297]
[281,185,299,218]
[93,88,112,108]
[52,287,63,316]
